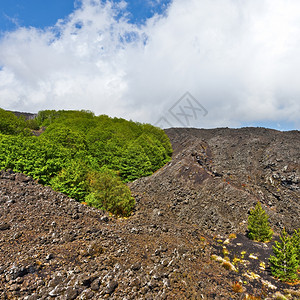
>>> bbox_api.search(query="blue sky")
[0,0,172,32]
[0,0,299,131]
[0,0,76,32]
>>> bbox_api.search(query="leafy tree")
[248,202,273,242]
[41,124,87,156]
[136,134,167,171]
[25,118,39,130]
[119,142,152,182]
[269,229,299,282]
[85,170,135,217]
[142,123,173,156]
[0,109,27,135]
[0,134,71,184]
[49,159,89,200]
[36,109,94,126]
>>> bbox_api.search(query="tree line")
[0,108,172,216]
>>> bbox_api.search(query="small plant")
[85,170,135,217]
[233,256,240,265]
[211,255,237,271]
[269,228,299,282]
[222,247,229,257]
[259,261,266,270]
[243,272,260,280]
[200,236,206,242]
[232,281,243,293]
[241,251,247,259]
[249,253,258,259]
[247,202,273,242]
[291,228,300,263]
[211,254,219,261]
[222,261,234,270]
[229,233,237,239]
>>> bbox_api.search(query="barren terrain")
[0,127,299,299]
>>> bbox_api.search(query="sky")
[0,0,299,130]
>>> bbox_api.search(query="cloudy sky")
[0,0,299,130]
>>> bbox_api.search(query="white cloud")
[0,0,299,129]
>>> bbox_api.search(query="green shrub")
[25,119,39,130]
[0,134,71,184]
[85,170,135,217]
[291,228,300,262]
[119,142,152,182]
[269,228,299,282]
[0,109,27,135]
[41,124,87,152]
[248,202,273,242]
[49,159,89,200]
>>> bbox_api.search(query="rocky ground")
[0,127,299,299]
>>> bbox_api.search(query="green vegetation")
[269,228,299,282]
[247,202,299,282]
[247,202,273,242]
[85,169,135,216]
[0,109,172,216]
[0,109,28,135]
[291,228,300,263]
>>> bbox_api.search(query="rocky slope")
[135,127,300,236]
[0,127,299,299]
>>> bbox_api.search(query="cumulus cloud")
[0,0,299,129]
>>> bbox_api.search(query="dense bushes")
[0,109,172,216]
[0,134,71,184]
[0,109,28,135]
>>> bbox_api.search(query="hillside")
[0,127,299,299]
[137,127,300,235]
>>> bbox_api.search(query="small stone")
[49,285,64,297]
[13,232,22,239]
[131,262,141,271]
[10,283,20,291]
[64,287,78,300]
[130,227,139,234]
[106,280,118,294]
[48,276,64,287]
[0,266,5,274]
[73,266,81,274]
[148,278,158,289]
[101,216,109,222]
[46,254,54,261]
[90,278,100,291]
[16,277,24,284]
[81,288,95,299]
[81,276,92,287]
[9,265,28,279]
[0,223,10,231]
[152,273,161,280]
[163,278,170,287]
[24,294,39,300]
